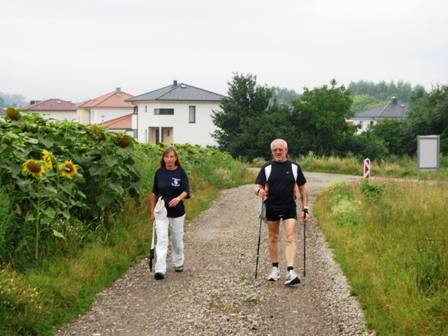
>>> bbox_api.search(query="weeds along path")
[57,172,373,336]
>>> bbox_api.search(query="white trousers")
[155,215,185,274]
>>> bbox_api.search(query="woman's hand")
[168,197,181,207]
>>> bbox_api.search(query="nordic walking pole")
[254,198,264,279]
[302,208,309,277]
[148,220,155,272]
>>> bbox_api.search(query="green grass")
[0,148,255,335]
[314,180,448,335]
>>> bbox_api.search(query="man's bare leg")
[283,218,297,267]
[267,221,280,263]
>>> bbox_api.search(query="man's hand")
[301,207,310,223]
[150,212,155,222]
[257,188,268,198]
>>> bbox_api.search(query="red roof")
[78,89,134,108]
[99,114,132,129]
[23,99,77,111]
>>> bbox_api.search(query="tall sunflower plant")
[19,150,85,261]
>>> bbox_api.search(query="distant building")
[348,97,409,133]
[22,99,77,120]
[127,80,225,146]
[77,88,134,126]
[98,114,134,137]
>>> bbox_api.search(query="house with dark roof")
[22,99,77,120]
[77,88,134,129]
[349,97,409,133]
[127,81,225,146]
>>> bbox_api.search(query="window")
[154,108,174,115]
[189,106,196,123]
[145,105,147,113]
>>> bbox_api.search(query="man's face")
[271,142,288,162]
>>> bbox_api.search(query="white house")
[127,81,225,146]
[22,99,77,120]
[77,88,134,126]
[348,97,409,133]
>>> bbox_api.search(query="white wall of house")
[77,108,90,125]
[34,111,77,121]
[352,119,377,134]
[134,101,220,146]
[90,107,133,125]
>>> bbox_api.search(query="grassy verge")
[314,180,448,335]
[0,146,255,336]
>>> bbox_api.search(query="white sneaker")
[267,266,280,281]
[284,269,301,286]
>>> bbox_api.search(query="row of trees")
[0,91,27,109]
[212,74,447,160]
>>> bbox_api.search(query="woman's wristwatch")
[302,206,310,214]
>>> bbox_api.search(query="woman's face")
[164,151,177,168]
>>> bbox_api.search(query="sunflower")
[5,107,21,121]
[58,160,78,177]
[116,134,132,148]
[41,149,53,170]
[22,159,45,177]
[90,125,104,138]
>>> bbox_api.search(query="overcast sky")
[1,0,447,102]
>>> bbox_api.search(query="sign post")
[417,135,440,180]
[363,158,370,179]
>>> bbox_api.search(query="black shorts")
[266,204,297,221]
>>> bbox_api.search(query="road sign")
[363,158,370,179]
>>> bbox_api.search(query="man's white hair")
[270,138,288,150]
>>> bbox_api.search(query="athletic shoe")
[267,266,280,281]
[284,269,300,286]
[154,272,165,280]
[174,265,184,272]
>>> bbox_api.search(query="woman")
[151,147,190,280]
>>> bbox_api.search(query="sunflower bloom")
[41,149,53,170]
[116,134,132,148]
[58,160,78,177]
[22,159,45,177]
[5,107,21,121]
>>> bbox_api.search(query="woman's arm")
[168,191,188,207]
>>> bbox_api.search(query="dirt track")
[57,172,373,336]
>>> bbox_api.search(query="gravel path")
[57,172,374,336]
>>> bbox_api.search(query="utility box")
[417,135,440,178]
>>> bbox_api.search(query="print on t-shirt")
[171,177,181,187]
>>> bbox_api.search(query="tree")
[406,85,448,154]
[212,74,273,158]
[289,80,354,156]
[271,87,299,105]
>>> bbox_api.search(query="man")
[255,139,310,286]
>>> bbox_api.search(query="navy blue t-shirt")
[255,160,306,208]
[152,166,190,218]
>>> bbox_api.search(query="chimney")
[30,100,41,105]
[173,80,178,86]
[116,87,122,93]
